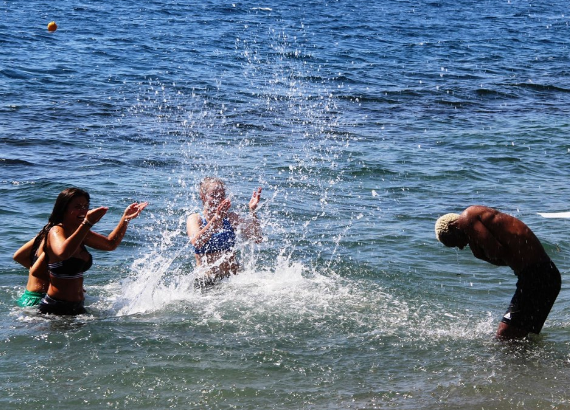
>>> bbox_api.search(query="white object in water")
[537,211,570,219]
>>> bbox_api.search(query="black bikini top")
[48,246,93,280]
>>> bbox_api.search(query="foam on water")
[90,226,499,349]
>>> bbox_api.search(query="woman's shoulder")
[49,224,65,235]
[187,212,204,226]
[227,212,241,225]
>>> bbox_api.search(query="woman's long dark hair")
[30,187,90,263]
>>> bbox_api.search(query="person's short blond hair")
[435,213,460,242]
[199,177,225,196]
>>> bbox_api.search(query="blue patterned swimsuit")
[193,216,236,254]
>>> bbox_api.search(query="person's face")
[455,234,469,250]
[202,185,226,209]
[441,227,468,249]
[64,196,90,226]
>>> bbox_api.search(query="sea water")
[2,0,570,409]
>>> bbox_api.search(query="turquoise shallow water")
[2,1,570,408]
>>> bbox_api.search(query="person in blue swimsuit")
[30,187,148,315]
[187,177,262,285]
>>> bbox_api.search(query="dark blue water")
[2,1,570,408]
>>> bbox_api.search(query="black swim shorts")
[501,260,561,334]
[38,294,87,316]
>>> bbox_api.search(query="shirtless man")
[435,205,561,340]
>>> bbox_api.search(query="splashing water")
[101,24,361,322]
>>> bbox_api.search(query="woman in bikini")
[187,177,262,285]
[29,187,147,315]
[13,238,49,307]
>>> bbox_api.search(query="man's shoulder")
[464,205,495,214]
[460,206,504,230]
[462,205,494,220]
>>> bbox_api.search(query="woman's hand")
[215,198,231,221]
[85,207,109,225]
[249,187,262,212]
[83,202,148,252]
[123,202,148,222]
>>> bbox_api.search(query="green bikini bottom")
[17,290,46,307]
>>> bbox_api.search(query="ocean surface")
[2,0,570,408]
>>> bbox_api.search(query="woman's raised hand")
[249,187,262,212]
[123,202,148,221]
[215,198,231,220]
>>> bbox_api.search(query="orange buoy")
[47,21,57,32]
